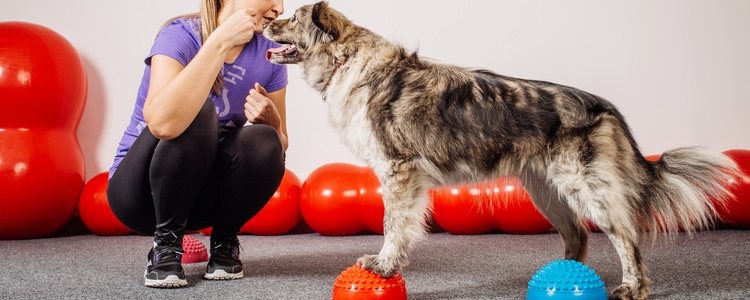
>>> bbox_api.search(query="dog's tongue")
[265,45,291,60]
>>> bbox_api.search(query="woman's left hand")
[245,82,281,131]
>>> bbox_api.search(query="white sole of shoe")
[203,269,244,280]
[144,275,188,288]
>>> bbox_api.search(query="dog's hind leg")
[582,186,650,299]
[520,170,589,262]
[600,227,650,300]
[555,181,649,299]
[357,159,430,277]
[547,119,650,299]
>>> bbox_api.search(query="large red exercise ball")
[300,163,385,236]
[0,22,86,239]
[430,178,551,234]
[491,177,553,234]
[356,167,385,234]
[716,149,750,228]
[78,172,131,236]
[644,154,662,162]
[430,184,494,235]
[241,169,303,235]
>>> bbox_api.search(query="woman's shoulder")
[159,15,202,41]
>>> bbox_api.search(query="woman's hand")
[206,9,258,52]
[245,83,282,131]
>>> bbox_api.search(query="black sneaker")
[144,231,187,288]
[204,236,243,280]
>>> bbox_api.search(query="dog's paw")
[356,254,399,278]
[609,284,646,300]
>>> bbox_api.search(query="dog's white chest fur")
[323,60,382,163]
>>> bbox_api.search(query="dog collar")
[321,56,348,103]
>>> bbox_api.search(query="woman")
[107,0,287,288]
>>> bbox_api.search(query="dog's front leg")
[358,160,430,277]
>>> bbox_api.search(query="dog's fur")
[263,2,744,299]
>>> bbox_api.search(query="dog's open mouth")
[265,43,301,64]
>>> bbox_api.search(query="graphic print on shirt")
[215,65,247,119]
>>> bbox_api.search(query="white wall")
[3,0,750,181]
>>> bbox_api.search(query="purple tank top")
[109,17,288,179]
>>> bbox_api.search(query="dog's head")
[263,1,349,64]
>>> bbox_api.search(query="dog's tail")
[639,147,744,238]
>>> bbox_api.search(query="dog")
[263,2,743,299]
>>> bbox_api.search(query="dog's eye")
[290,15,297,22]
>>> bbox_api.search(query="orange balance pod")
[181,235,208,264]
[332,264,407,300]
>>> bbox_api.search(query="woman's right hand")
[207,9,258,53]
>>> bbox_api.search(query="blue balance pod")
[527,259,607,300]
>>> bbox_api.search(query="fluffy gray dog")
[263,2,743,299]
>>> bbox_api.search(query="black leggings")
[107,100,285,240]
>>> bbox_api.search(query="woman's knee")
[106,178,155,235]
[151,101,220,173]
[234,124,284,171]
[171,100,220,144]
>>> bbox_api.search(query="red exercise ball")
[644,154,662,162]
[300,163,386,235]
[431,178,551,234]
[300,163,366,236]
[356,167,385,234]
[490,177,552,234]
[585,220,602,233]
[430,184,495,235]
[78,172,131,236]
[717,149,750,228]
[0,22,86,239]
[241,169,303,235]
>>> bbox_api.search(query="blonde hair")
[160,0,224,93]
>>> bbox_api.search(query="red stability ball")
[0,22,86,239]
[431,178,552,235]
[300,163,384,236]
[430,184,494,235]
[644,154,662,162]
[717,149,750,229]
[491,177,553,234]
[78,172,131,236]
[355,167,386,234]
[240,169,303,235]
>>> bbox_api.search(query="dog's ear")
[311,1,340,41]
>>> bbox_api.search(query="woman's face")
[231,0,285,31]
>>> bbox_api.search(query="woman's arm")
[143,43,228,140]
[143,9,258,140]
[245,85,289,151]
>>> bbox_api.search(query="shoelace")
[154,245,183,263]
[154,231,183,263]
[211,238,243,259]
